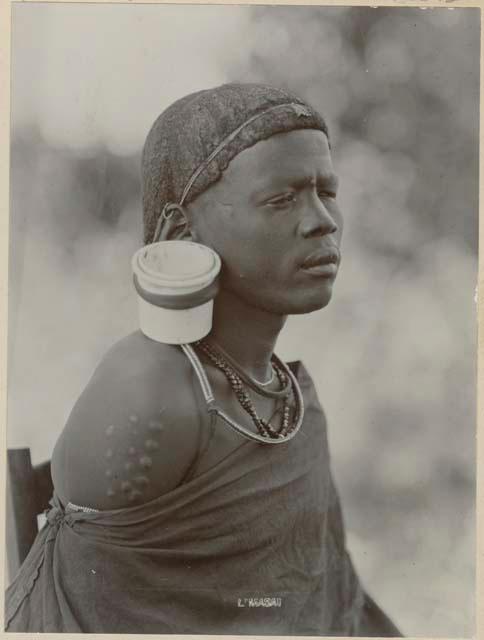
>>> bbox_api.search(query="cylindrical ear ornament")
[132,241,221,344]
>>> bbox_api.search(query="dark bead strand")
[203,338,292,399]
[197,342,273,437]
[196,340,297,440]
[257,360,293,437]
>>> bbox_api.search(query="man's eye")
[318,190,337,200]
[268,194,296,206]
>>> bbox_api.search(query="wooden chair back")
[6,448,53,578]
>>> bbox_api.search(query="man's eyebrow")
[289,172,340,191]
[252,172,340,202]
[317,173,339,190]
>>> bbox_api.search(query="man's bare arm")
[51,333,203,510]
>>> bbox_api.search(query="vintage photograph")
[4,3,478,636]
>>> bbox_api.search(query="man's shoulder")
[98,330,192,384]
[85,331,199,424]
[51,332,203,510]
[285,360,318,394]
[287,360,328,425]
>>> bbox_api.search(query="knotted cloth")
[141,83,329,244]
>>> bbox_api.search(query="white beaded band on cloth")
[150,102,314,244]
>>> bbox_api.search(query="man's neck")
[209,289,286,381]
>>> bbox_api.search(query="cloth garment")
[142,83,329,244]
[5,361,401,635]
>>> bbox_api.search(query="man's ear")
[158,207,196,242]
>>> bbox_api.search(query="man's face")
[189,129,343,315]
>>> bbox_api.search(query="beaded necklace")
[204,338,291,399]
[195,339,300,440]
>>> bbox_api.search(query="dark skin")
[165,128,343,460]
[52,129,343,509]
[178,129,342,379]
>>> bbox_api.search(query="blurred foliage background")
[8,5,478,637]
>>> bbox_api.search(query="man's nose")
[298,193,338,239]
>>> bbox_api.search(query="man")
[6,83,401,635]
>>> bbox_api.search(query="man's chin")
[282,286,334,315]
[291,298,332,315]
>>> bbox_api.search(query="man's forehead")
[224,129,333,181]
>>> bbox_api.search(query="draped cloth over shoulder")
[5,363,401,635]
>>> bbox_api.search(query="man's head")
[141,83,342,314]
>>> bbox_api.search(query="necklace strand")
[256,369,275,387]
[203,338,291,399]
[196,340,297,440]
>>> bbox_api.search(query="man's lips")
[300,247,340,276]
